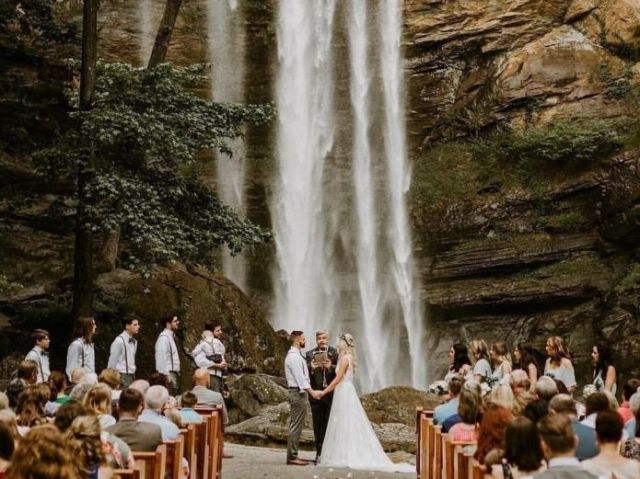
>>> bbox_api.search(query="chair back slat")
[433,428,443,479]
[180,425,197,479]
[112,469,140,479]
[194,418,210,479]
[206,405,224,479]
[132,444,166,479]
[164,434,185,479]
[444,436,476,479]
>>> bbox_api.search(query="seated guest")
[0,411,19,446]
[549,394,597,461]
[488,384,515,412]
[139,385,180,440]
[5,425,77,479]
[490,417,545,479]
[106,388,162,452]
[179,392,203,425]
[536,414,597,479]
[62,415,108,479]
[622,396,640,460]
[191,368,228,424]
[68,367,87,391]
[624,391,640,438]
[434,376,463,425]
[0,393,7,411]
[83,383,116,429]
[535,376,559,402]
[523,398,549,424]
[618,379,640,424]
[6,361,38,408]
[474,403,512,467]
[582,411,640,479]
[580,392,610,429]
[98,369,122,401]
[0,423,14,479]
[129,379,150,395]
[47,371,70,407]
[447,388,481,441]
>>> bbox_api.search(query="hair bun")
[340,333,355,347]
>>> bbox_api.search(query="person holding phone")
[305,330,338,463]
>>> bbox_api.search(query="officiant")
[305,330,338,462]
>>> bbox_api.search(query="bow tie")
[129,338,136,344]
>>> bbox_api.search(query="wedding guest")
[544,336,576,393]
[434,376,463,425]
[622,399,640,460]
[106,388,162,452]
[0,410,19,445]
[488,384,515,412]
[523,398,549,424]
[510,370,534,415]
[623,391,640,439]
[129,379,150,395]
[474,404,512,467]
[513,343,544,386]
[536,414,597,479]
[83,383,116,429]
[618,379,640,424]
[590,343,617,395]
[15,389,46,436]
[582,411,640,479]
[5,425,77,479]
[580,392,611,429]
[98,369,121,401]
[63,415,106,479]
[190,369,228,424]
[163,407,183,429]
[490,417,545,479]
[6,361,37,408]
[0,423,13,479]
[535,375,559,402]
[196,324,228,393]
[469,339,492,384]
[47,371,70,406]
[448,388,481,441]
[66,316,97,379]
[139,386,179,440]
[549,394,597,461]
[107,316,139,388]
[154,314,181,395]
[489,341,512,385]
[25,329,51,384]
[444,343,472,381]
[68,367,86,391]
[178,392,203,425]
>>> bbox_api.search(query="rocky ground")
[222,443,415,479]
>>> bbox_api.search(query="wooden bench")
[164,434,185,479]
[132,444,167,479]
[443,436,475,479]
[180,425,197,479]
[112,470,140,479]
[206,405,224,479]
[416,408,435,479]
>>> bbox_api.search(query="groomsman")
[192,323,228,393]
[155,314,181,395]
[305,330,338,462]
[25,329,51,383]
[107,316,140,387]
[66,316,96,379]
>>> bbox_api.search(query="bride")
[318,333,413,473]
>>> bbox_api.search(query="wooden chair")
[112,470,140,479]
[164,434,185,479]
[443,436,476,479]
[453,446,474,479]
[206,406,224,479]
[471,459,485,479]
[180,425,197,479]
[132,444,167,479]
[193,418,210,479]
[194,406,217,417]
[416,409,435,479]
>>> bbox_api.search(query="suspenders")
[165,334,176,371]
[120,336,130,374]
[30,349,45,382]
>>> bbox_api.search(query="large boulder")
[360,387,442,426]
[226,374,289,424]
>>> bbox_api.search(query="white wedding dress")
[319,356,414,473]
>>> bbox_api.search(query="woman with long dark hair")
[513,343,544,386]
[490,417,545,479]
[444,343,472,381]
[591,342,617,395]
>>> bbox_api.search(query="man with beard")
[305,330,338,463]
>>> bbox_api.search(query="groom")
[305,330,338,462]
[284,330,322,466]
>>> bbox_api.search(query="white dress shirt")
[66,338,95,378]
[107,331,137,375]
[25,346,50,383]
[155,329,180,374]
[193,337,226,377]
[284,347,311,392]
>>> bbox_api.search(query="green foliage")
[0,274,23,294]
[527,254,607,279]
[0,0,77,51]
[34,61,274,266]
[615,263,640,293]
[597,62,635,100]
[537,212,591,233]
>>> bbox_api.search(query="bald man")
[190,368,228,424]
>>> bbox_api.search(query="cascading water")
[379,0,427,388]
[208,0,248,291]
[273,0,338,334]
[348,0,387,392]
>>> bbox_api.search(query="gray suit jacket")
[106,418,163,452]
[535,466,598,479]
[191,385,228,424]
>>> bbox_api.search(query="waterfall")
[273,0,338,333]
[379,0,427,388]
[208,0,248,291]
[348,0,387,392]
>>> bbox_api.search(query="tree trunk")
[72,0,99,319]
[148,0,184,68]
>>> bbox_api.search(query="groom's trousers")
[287,389,309,460]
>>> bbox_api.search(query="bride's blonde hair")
[338,333,357,371]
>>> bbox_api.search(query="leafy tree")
[34,61,273,298]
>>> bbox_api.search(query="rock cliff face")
[2,0,640,391]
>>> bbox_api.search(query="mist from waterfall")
[208,0,248,292]
[348,0,387,392]
[379,0,427,388]
[273,0,338,334]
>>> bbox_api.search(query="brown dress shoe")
[286,458,308,466]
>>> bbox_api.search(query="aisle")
[223,443,415,479]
